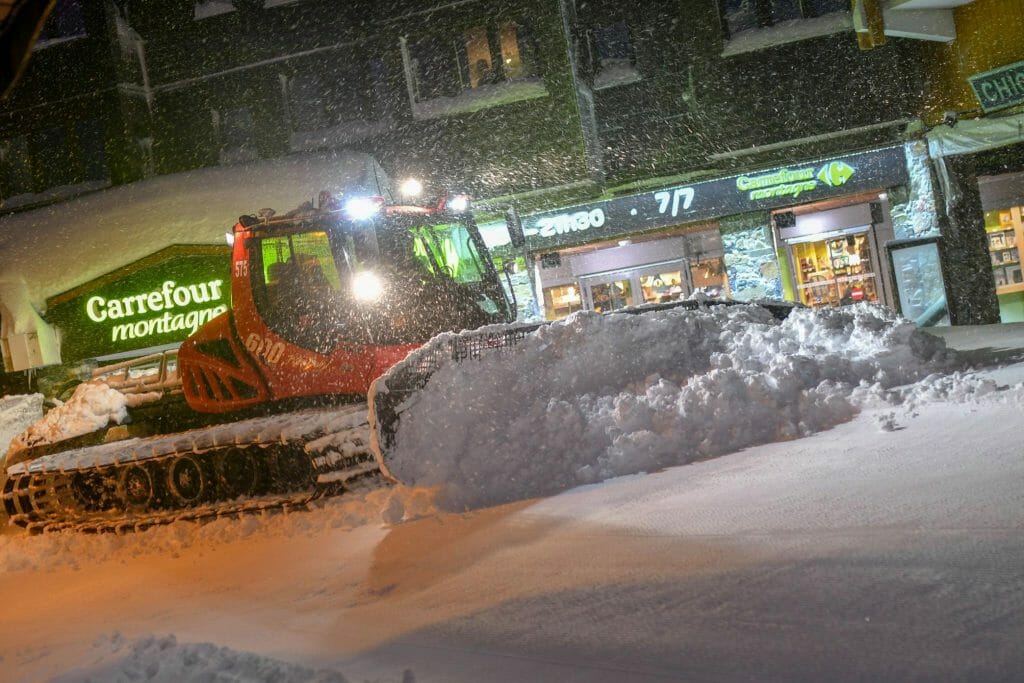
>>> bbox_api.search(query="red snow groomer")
[3,190,517,532]
[180,191,512,412]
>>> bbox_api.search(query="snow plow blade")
[368,299,795,478]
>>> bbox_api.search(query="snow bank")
[380,303,957,509]
[6,383,128,456]
[0,393,44,455]
[51,633,348,683]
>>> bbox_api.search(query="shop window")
[543,284,583,320]
[689,258,730,299]
[585,21,640,90]
[640,271,684,304]
[35,0,86,48]
[402,20,544,119]
[720,0,848,36]
[985,207,1024,306]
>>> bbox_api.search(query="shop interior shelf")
[997,281,1024,295]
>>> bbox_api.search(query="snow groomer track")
[2,405,381,534]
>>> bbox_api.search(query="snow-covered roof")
[0,150,389,312]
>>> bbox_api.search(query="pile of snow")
[379,303,959,509]
[6,383,130,456]
[52,633,348,683]
[0,393,44,455]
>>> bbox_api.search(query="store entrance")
[789,229,882,308]
[581,261,708,312]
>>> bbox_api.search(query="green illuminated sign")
[46,246,231,362]
[736,161,856,200]
[85,278,227,343]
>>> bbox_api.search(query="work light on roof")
[400,178,423,198]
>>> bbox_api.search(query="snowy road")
[1,313,1023,682]
[2,398,1023,682]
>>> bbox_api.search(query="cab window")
[260,231,342,293]
[411,222,487,284]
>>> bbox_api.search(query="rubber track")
[2,406,385,535]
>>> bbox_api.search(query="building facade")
[0,0,1009,378]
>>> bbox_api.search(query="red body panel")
[180,224,423,413]
[178,312,270,412]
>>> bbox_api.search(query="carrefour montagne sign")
[47,245,231,362]
[736,160,855,200]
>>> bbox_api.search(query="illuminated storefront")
[519,146,908,320]
[773,200,894,310]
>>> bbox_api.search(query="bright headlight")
[446,194,470,213]
[345,197,383,221]
[352,271,385,302]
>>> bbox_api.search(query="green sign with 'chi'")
[46,245,231,362]
[969,60,1024,113]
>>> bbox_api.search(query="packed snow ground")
[1,305,1023,682]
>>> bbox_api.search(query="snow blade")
[368,299,795,479]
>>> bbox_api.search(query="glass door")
[789,230,880,308]
[581,261,692,312]
[587,277,635,313]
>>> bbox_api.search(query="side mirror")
[505,206,526,249]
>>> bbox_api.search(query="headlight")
[344,197,383,220]
[352,271,385,302]
[445,194,470,213]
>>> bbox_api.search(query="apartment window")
[216,107,258,164]
[0,136,33,198]
[35,0,86,47]
[75,119,108,182]
[289,71,337,131]
[721,0,847,35]
[585,21,640,90]
[32,127,74,188]
[405,20,540,106]
[287,60,374,132]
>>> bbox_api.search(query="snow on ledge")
[412,79,548,120]
[721,13,853,57]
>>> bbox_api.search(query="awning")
[927,112,1024,158]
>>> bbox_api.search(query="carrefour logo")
[817,161,855,187]
[737,161,856,200]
